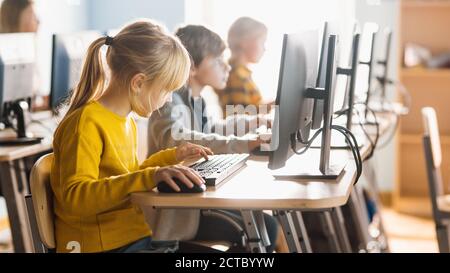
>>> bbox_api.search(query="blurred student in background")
[0,0,40,33]
[216,17,271,116]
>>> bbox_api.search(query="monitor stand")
[271,152,347,181]
[0,100,43,146]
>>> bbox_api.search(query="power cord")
[375,113,399,150]
[354,103,380,160]
[331,125,363,184]
[372,77,411,115]
[290,126,363,184]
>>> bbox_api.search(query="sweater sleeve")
[55,123,157,217]
[139,147,179,169]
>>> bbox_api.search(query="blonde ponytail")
[67,37,107,115]
[58,19,190,127]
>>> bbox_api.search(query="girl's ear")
[130,73,146,94]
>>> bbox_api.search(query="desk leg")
[240,210,266,253]
[274,211,302,253]
[292,211,312,253]
[320,211,341,252]
[253,211,271,248]
[348,189,371,252]
[0,161,33,253]
[363,160,390,252]
[330,207,352,253]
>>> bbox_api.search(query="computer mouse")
[157,177,206,193]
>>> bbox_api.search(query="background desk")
[0,111,54,252]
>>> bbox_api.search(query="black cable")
[290,125,363,184]
[296,129,311,145]
[373,77,411,115]
[331,125,363,184]
[353,103,380,160]
[376,113,399,150]
[368,78,403,149]
[291,128,323,155]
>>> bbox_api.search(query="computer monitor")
[269,30,344,179]
[355,22,379,118]
[377,28,393,105]
[50,31,102,111]
[336,31,361,130]
[0,33,42,145]
[269,30,319,170]
[312,21,339,130]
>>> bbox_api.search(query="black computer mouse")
[157,178,206,193]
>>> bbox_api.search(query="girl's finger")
[161,174,181,192]
[172,170,194,189]
[180,166,205,186]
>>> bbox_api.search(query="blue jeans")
[107,238,178,253]
[195,210,278,253]
[108,210,279,253]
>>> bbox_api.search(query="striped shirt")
[216,59,262,116]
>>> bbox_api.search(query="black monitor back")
[269,30,319,170]
[50,31,101,110]
[0,33,35,119]
[312,22,340,129]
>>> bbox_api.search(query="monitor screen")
[50,31,102,109]
[269,29,319,170]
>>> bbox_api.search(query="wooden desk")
[131,111,398,253]
[133,112,396,211]
[0,111,55,253]
[133,151,357,211]
[132,149,357,253]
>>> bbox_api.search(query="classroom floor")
[381,208,438,253]
[0,203,439,253]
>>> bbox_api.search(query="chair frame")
[422,107,450,253]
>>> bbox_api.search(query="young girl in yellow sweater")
[51,20,212,253]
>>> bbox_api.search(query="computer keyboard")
[190,154,249,187]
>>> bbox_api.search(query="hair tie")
[105,36,114,46]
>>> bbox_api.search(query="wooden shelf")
[403,0,450,9]
[401,133,450,144]
[396,0,450,217]
[401,68,450,78]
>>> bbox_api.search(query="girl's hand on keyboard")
[176,142,214,162]
[154,165,205,192]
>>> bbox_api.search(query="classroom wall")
[34,0,91,95]
[32,0,185,95]
[355,0,400,191]
[87,0,185,32]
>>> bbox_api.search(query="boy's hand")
[248,114,273,132]
[154,165,205,192]
[248,136,269,152]
[176,142,214,162]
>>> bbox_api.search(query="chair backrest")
[422,107,442,168]
[30,153,55,249]
[422,107,444,202]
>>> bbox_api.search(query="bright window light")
[185,0,356,103]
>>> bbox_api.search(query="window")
[185,0,356,102]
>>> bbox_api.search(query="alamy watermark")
[170,103,279,151]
